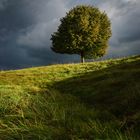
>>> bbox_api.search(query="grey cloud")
[96,0,140,56]
[17,19,59,48]
[118,9,140,43]
[0,0,34,32]
[108,40,140,58]
[0,0,8,10]
[17,0,68,48]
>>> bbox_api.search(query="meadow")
[0,55,140,140]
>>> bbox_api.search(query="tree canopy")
[51,5,112,62]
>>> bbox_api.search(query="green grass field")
[0,55,140,140]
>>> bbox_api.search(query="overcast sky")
[0,0,140,69]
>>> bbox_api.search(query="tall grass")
[0,55,140,139]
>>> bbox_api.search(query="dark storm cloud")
[97,0,140,57]
[0,0,140,69]
[0,0,8,10]
[0,0,36,69]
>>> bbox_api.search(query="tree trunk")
[81,52,85,63]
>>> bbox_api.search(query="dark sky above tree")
[0,0,140,69]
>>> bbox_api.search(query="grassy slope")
[0,55,140,140]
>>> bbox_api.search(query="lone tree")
[51,5,112,63]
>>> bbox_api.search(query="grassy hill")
[0,55,140,140]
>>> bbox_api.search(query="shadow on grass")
[50,59,140,132]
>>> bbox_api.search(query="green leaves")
[51,5,112,61]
